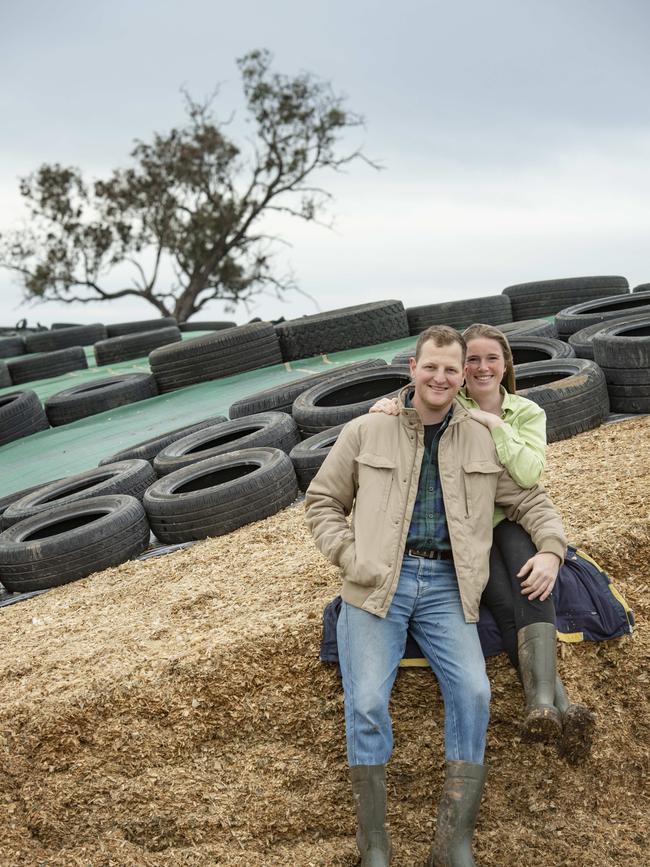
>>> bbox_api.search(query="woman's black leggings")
[480,519,556,668]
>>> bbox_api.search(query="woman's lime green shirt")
[456,387,547,527]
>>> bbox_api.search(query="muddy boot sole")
[558,704,596,764]
[521,706,563,742]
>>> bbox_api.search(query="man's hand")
[517,552,562,601]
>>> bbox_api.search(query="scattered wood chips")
[0,417,649,866]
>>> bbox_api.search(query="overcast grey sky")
[1,0,649,326]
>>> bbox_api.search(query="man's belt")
[405,547,453,561]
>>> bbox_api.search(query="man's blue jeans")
[336,555,491,767]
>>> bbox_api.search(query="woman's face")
[464,337,506,399]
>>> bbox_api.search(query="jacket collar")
[397,385,470,428]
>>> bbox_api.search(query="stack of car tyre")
[513,358,610,443]
[93,326,182,365]
[7,347,88,384]
[23,323,107,353]
[555,291,650,341]
[106,317,178,337]
[592,315,650,414]
[502,275,630,320]
[44,374,159,426]
[405,294,512,335]
[274,300,409,360]
[149,322,284,392]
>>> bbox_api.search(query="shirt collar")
[458,384,516,417]
[404,388,454,426]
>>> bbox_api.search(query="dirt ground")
[0,416,648,866]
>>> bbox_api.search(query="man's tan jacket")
[304,387,567,623]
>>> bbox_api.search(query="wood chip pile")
[0,417,648,866]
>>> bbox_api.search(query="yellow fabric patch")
[557,631,584,644]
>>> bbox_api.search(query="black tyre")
[2,460,156,527]
[597,365,650,386]
[592,316,650,369]
[600,376,650,414]
[506,336,575,365]
[567,311,650,360]
[98,416,228,465]
[23,323,107,352]
[0,390,49,447]
[0,479,63,529]
[405,295,512,336]
[7,346,88,385]
[94,326,182,366]
[391,320,561,366]
[149,322,283,393]
[555,291,650,339]
[494,319,558,338]
[143,448,298,543]
[0,495,150,593]
[51,322,82,329]
[179,321,236,332]
[598,359,650,413]
[568,321,609,360]
[0,336,25,359]
[154,412,301,476]
[275,300,409,361]
[632,283,650,293]
[44,374,158,426]
[592,316,650,413]
[106,316,178,337]
[390,348,416,366]
[0,361,11,387]
[503,276,629,321]
[514,359,609,442]
[228,359,387,419]
[289,424,346,491]
[292,365,412,436]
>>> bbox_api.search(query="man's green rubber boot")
[350,764,392,866]
[428,761,487,866]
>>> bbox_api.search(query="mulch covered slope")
[0,417,648,867]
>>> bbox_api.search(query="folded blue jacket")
[319,544,634,664]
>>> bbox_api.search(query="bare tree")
[0,49,374,322]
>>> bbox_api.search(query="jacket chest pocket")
[355,452,396,512]
[461,460,502,518]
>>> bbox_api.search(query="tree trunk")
[173,282,204,323]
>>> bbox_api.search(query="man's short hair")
[414,325,466,364]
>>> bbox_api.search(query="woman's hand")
[517,552,562,601]
[369,397,399,415]
[466,407,504,430]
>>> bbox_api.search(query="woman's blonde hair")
[461,323,516,393]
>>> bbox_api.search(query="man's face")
[409,339,465,418]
